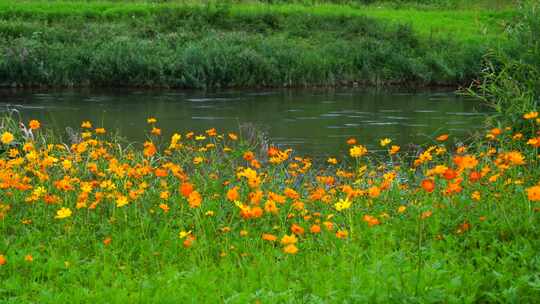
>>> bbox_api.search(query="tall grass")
[0,0,514,88]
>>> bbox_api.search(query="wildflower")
[262,233,277,242]
[81,121,92,128]
[527,185,540,201]
[183,235,196,248]
[143,141,157,157]
[205,210,214,216]
[398,205,407,213]
[226,186,239,201]
[310,225,321,234]
[55,207,72,219]
[188,191,202,208]
[421,179,435,193]
[193,156,203,165]
[240,230,249,237]
[0,255,6,266]
[116,196,129,208]
[179,230,192,239]
[283,244,298,254]
[28,120,40,130]
[335,230,348,239]
[346,138,357,145]
[147,117,157,124]
[443,168,457,180]
[524,112,538,120]
[228,133,238,141]
[1,132,14,145]
[180,183,194,197]
[159,203,170,213]
[471,191,481,201]
[291,224,305,235]
[327,157,338,165]
[350,145,368,158]
[95,128,106,134]
[436,134,449,142]
[389,145,400,155]
[151,127,161,136]
[363,215,380,227]
[103,238,112,246]
[380,138,392,147]
[280,234,298,245]
[334,198,352,211]
[368,186,381,198]
[24,255,33,262]
[421,210,433,219]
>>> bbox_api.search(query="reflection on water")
[0,89,490,157]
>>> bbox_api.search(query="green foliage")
[467,1,539,125]
[0,1,514,88]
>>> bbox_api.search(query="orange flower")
[226,186,239,201]
[103,237,112,246]
[335,230,348,239]
[261,233,277,242]
[24,254,33,262]
[183,235,196,248]
[143,141,157,157]
[362,215,380,227]
[188,191,202,208]
[469,171,481,182]
[0,254,6,265]
[28,120,40,130]
[443,168,457,180]
[310,224,321,234]
[159,203,170,213]
[180,182,194,197]
[346,138,357,145]
[243,151,255,161]
[291,224,305,235]
[228,133,238,141]
[436,134,449,141]
[350,145,368,158]
[527,185,540,201]
[421,179,435,193]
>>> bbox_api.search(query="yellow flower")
[178,230,192,239]
[398,205,407,213]
[280,234,298,245]
[1,132,14,144]
[55,207,72,219]
[193,156,203,165]
[379,138,392,147]
[283,244,298,254]
[116,195,129,208]
[334,198,352,211]
[81,121,92,128]
[349,145,368,158]
[147,117,157,124]
[327,157,338,165]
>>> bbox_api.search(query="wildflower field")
[0,110,539,302]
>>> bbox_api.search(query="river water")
[0,88,490,157]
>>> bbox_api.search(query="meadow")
[0,106,540,302]
[0,0,516,88]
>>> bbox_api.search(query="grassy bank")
[0,108,539,302]
[0,0,516,88]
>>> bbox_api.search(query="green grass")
[0,0,517,88]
